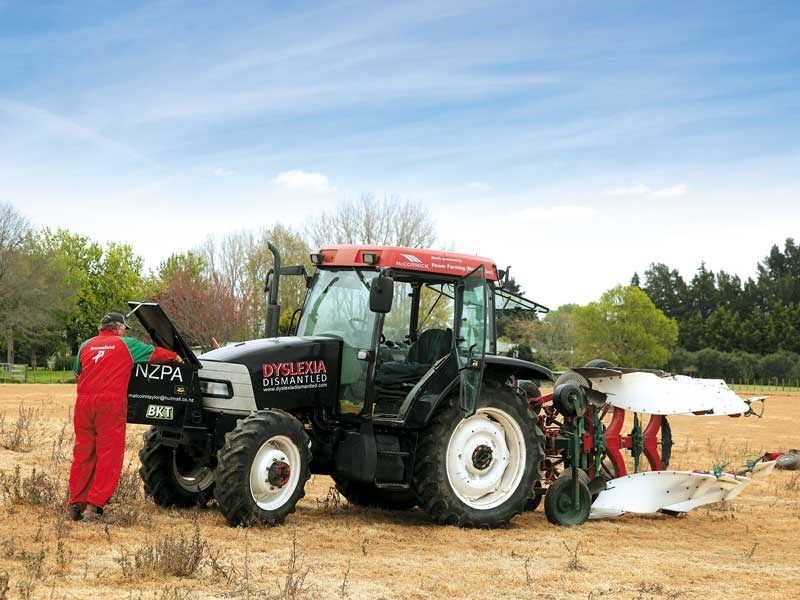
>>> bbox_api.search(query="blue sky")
[1,1,799,307]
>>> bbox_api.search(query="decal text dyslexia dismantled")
[262,360,328,391]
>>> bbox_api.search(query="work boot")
[67,503,84,522]
[82,504,104,522]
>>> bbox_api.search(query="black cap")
[101,312,132,329]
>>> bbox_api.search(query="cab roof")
[315,245,500,281]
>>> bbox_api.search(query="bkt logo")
[146,405,174,420]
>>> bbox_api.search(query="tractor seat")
[375,329,452,386]
[407,329,452,365]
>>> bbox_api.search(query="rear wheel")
[413,380,543,528]
[333,477,418,510]
[139,428,215,507]
[214,410,311,526]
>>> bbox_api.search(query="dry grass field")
[0,384,798,600]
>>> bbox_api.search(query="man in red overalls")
[68,311,183,521]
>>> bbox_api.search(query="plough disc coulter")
[527,365,775,525]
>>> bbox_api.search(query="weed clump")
[0,403,40,452]
[0,466,61,509]
[115,524,205,578]
[315,486,345,513]
[275,532,313,600]
[112,461,143,504]
[0,571,9,600]
[562,541,586,572]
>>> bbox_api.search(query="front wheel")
[139,428,215,507]
[214,410,311,526]
[413,380,543,528]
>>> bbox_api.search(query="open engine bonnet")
[125,302,204,429]
[127,301,201,368]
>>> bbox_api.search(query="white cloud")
[604,184,651,196]
[651,184,688,198]
[603,183,688,198]
[213,167,234,177]
[274,169,335,193]
[466,181,493,192]
[523,206,597,220]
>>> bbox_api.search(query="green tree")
[758,351,800,381]
[0,230,76,364]
[572,286,678,368]
[505,304,577,369]
[756,238,800,306]
[642,263,688,319]
[39,229,144,352]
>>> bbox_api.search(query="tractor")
[127,244,555,528]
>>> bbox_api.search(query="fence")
[728,378,800,392]
[0,364,76,384]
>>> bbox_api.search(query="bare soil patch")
[0,384,798,599]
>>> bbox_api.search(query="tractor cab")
[293,245,550,424]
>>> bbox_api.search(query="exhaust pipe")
[264,242,281,338]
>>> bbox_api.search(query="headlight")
[199,379,233,398]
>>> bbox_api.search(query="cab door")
[455,265,487,415]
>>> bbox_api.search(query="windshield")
[297,269,377,349]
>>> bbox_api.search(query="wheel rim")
[172,449,214,493]
[446,407,527,510]
[249,435,301,511]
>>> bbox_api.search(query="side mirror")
[369,275,394,313]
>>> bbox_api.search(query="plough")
[521,363,776,525]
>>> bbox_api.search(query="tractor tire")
[139,427,215,508]
[554,371,590,389]
[776,453,798,470]
[213,410,311,526]
[413,380,543,528]
[660,416,673,469]
[525,481,545,511]
[557,467,591,486]
[517,380,541,401]
[333,477,418,510]
[583,359,615,369]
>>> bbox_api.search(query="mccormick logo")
[397,253,429,269]
[262,360,328,392]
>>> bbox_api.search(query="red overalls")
[68,330,177,508]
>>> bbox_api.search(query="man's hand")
[174,355,184,364]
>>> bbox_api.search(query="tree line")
[501,238,800,380]
[0,197,435,367]
[632,238,800,379]
[4,194,800,382]
[634,238,800,355]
